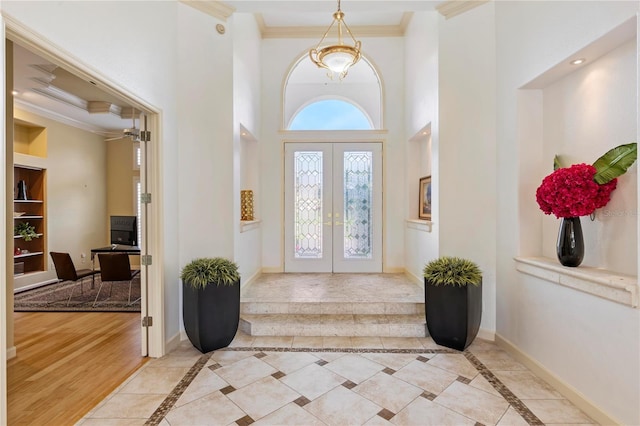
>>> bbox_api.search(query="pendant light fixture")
[309,0,362,80]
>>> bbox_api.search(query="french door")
[284,142,382,273]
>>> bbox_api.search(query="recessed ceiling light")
[570,58,586,65]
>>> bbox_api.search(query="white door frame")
[284,141,383,273]
[0,16,165,362]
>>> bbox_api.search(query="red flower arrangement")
[536,163,617,218]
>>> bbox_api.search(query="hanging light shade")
[309,0,362,80]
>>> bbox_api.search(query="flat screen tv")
[110,215,138,247]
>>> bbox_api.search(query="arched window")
[283,54,383,129]
[289,99,373,130]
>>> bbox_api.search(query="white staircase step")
[239,313,426,337]
[241,301,424,315]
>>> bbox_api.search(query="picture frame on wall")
[419,175,432,221]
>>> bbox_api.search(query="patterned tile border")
[142,346,545,425]
[463,351,544,425]
[227,346,458,354]
[145,352,211,425]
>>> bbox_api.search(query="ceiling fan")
[104,114,140,142]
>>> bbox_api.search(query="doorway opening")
[4,30,161,422]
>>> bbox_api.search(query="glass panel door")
[332,144,382,273]
[284,143,382,273]
[284,144,333,272]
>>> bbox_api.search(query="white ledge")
[514,257,638,308]
[240,220,261,233]
[405,219,432,233]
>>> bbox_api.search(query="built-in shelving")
[13,165,47,276]
[515,257,637,307]
[14,234,44,239]
[13,251,45,259]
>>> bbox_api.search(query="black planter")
[425,279,482,351]
[182,279,240,353]
[556,216,584,267]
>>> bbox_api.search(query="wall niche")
[516,17,638,304]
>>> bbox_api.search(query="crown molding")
[180,0,236,22]
[436,0,489,19]
[399,12,414,34]
[260,23,406,39]
[184,6,413,38]
[255,14,267,36]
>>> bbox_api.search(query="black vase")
[556,217,584,267]
[425,279,482,351]
[182,279,240,353]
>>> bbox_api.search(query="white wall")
[177,5,234,263]
[493,1,639,424]
[404,11,439,283]
[260,37,406,272]
[438,3,498,334]
[175,4,235,337]
[232,13,262,284]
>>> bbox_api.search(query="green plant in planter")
[423,256,482,286]
[180,257,240,289]
[14,222,39,242]
[180,256,241,353]
[423,256,483,351]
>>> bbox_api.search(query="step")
[239,313,426,337]
[241,301,425,315]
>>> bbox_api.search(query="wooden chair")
[95,253,140,307]
[49,252,99,305]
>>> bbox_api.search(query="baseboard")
[261,267,283,273]
[477,328,495,342]
[7,346,16,360]
[404,270,423,286]
[383,267,404,273]
[164,331,182,355]
[13,279,58,294]
[495,333,620,426]
[241,270,261,289]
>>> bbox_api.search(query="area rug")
[14,275,141,312]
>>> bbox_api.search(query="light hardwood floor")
[8,311,148,426]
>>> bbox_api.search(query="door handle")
[335,221,344,226]
[323,221,332,226]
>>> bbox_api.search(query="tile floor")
[78,275,596,425]
[78,334,596,425]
